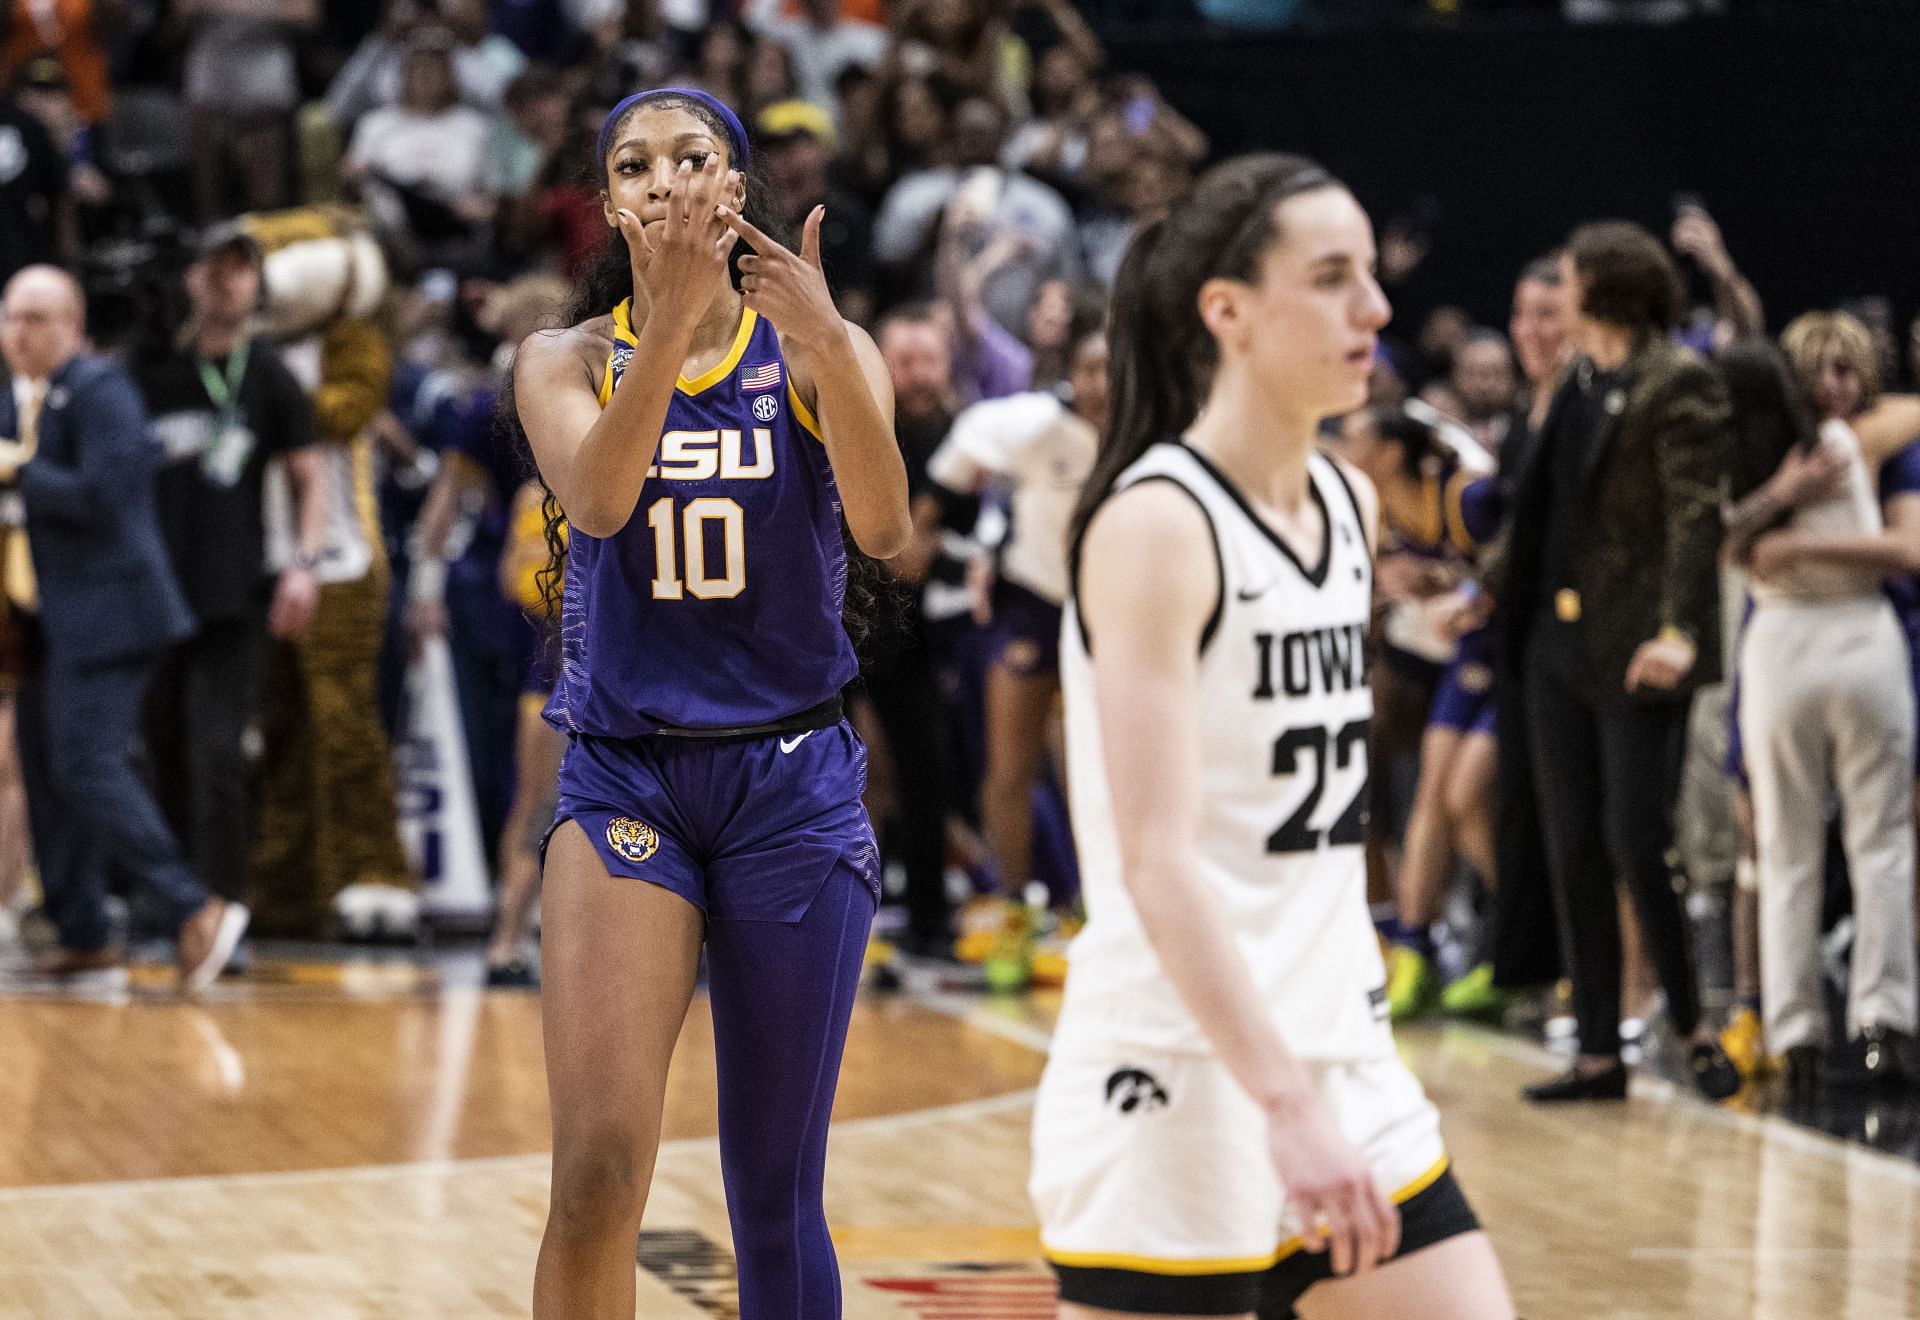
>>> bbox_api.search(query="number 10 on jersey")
[647,496,746,600]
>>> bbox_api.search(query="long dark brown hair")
[503,93,886,646]
[1067,153,1344,573]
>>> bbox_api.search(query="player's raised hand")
[1265,1090,1401,1278]
[616,156,740,322]
[718,203,846,355]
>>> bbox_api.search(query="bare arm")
[268,444,329,638]
[723,204,911,558]
[519,157,740,538]
[805,323,911,558]
[1855,396,1920,473]
[1080,479,1396,1277]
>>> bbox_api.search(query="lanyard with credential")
[197,339,254,485]
[198,338,251,425]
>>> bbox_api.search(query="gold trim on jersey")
[598,299,760,405]
[788,381,823,441]
[1041,1154,1450,1276]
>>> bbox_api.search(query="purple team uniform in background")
[543,299,879,1319]
[1427,472,1502,737]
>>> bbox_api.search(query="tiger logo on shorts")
[606,817,660,864]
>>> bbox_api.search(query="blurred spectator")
[1450,329,1518,450]
[1022,275,1103,391]
[344,32,496,274]
[759,100,877,326]
[742,28,800,120]
[927,328,1103,935]
[1909,309,1920,392]
[12,57,105,216]
[892,0,1028,110]
[1075,79,1205,284]
[582,0,674,101]
[0,264,245,986]
[875,93,1076,334]
[404,274,567,873]
[758,0,887,114]
[1493,222,1739,1104]
[329,0,527,127]
[684,19,751,110]
[1508,254,1573,432]
[142,227,327,910]
[488,65,569,202]
[1719,338,1917,1092]
[863,302,969,956]
[0,0,115,126]
[1668,203,1763,347]
[0,74,66,284]
[1002,33,1101,191]
[492,0,590,63]
[1414,304,1472,388]
[180,0,317,223]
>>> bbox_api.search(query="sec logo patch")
[751,393,779,423]
[606,817,659,864]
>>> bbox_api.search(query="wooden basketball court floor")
[0,953,1916,1319]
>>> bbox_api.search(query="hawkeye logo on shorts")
[606,817,660,864]
[1104,1068,1169,1115]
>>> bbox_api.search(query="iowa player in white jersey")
[1029,156,1514,1320]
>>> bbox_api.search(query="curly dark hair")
[1566,220,1683,334]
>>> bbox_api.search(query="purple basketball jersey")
[545,301,856,736]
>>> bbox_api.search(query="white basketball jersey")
[1056,442,1391,1063]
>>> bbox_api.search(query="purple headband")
[596,88,751,172]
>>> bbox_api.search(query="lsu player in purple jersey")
[512,89,909,1319]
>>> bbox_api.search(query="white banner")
[396,636,494,926]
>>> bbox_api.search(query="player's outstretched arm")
[1079,479,1399,1280]
[721,203,912,559]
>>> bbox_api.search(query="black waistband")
[649,696,844,743]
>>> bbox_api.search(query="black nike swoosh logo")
[1237,585,1271,602]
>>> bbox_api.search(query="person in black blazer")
[0,264,248,992]
[1488,225,1742,1103]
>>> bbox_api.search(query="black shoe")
[1523,1061,1629,1103]
[1689,1040,1742,1101]
[1859,1026,1911,1089]
[485,959,539,990]
[1784,1045,1824,1101]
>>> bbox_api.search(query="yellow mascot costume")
[241,206,417,938]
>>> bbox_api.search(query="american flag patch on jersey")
[739,361,782,391]
[741,358,787,389]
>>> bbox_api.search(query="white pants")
[1740,597,1918,1052]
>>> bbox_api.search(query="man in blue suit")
[0,265,248,992]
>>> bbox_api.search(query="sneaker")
[1719,1007,1772,1080]
[176,900,250,996]
[1386,945,1439,1023]
[1689,1040,1742,1102]
[1438,963,1515,1022]
[953,896,1008,965]
[983,900,1037,993]
[1524,1060,1629,1103]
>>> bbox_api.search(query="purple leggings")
[706,859,876,1318]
